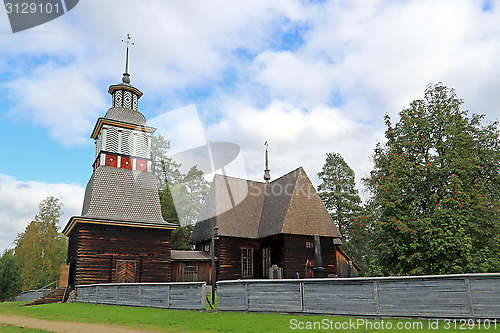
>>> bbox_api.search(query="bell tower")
[63,35,176,287]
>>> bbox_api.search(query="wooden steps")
[24,288,68,306]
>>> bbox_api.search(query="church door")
[116,260,137,283]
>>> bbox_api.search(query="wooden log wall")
[217,273,500,319]
[282,235,337,278]
[76,282,206,310]
[217,237,260,281]
[69,222,171,286]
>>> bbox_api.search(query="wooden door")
[116,260,137,283]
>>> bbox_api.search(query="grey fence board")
[76,282,205,310]
[217,273,500,318]
[13,289,51,302]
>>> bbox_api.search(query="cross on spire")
[121,33,134,83]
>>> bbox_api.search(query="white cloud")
[205,99,379,188]
[0,175,85,253]
[5,64,106,145]
[252,51,338,106]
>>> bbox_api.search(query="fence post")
[245,283,249,311]
[464,278,475,318]
[95,285,99,304]
[300,281,305,313]
[373,281,380,315]
[139,284,143,306]
[167,285,171,308]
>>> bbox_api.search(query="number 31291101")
[5,2,60,14]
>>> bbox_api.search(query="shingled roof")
[80,166,173,226]
[189,167,341,243]
[104,107,147,126]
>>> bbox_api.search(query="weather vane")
[121,33,135,77]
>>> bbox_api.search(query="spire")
[121,33,134,84]
[264,141,271,183]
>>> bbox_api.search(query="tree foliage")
[14,196,67,290]
[317,152,363,237]
[364,83,500,275]
[151,135,210,249]
[0,249,22,301]
[317,152,369,271]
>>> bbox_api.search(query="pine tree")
[365,83,500,275]
[14,196,67,290]
[151,135,209,249]
[318,152,362,237]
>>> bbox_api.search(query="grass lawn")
[0,301,498,332]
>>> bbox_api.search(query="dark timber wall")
[67,222,171,286]
[282,235,337,278]
[217,273,500,318]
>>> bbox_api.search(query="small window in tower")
[121,129,132,155]
[135,132,149,158]
[123,91,132,109]
[106,127,119,153]
[132,94,138,111]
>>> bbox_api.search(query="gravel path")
[0,314,159,333]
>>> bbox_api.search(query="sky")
[1,0,500,253]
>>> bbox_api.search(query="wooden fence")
[13,289,52,302]
[76,282,206,310]
[217,273,500,318]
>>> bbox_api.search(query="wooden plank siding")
[76,282,206,310]
[217,274,500,318]
[67,222,172,286]
[170,261,213,283]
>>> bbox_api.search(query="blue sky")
[1,0,500,252]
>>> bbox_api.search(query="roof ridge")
[275,167,302,232]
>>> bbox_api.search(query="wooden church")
[62,52,177,287]
[189,147,359,281]
[62,39,357,287]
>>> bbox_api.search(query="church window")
[262,246,271,277]
[184,262,198,274]
[241,248,254,278]
[305,241,314,249]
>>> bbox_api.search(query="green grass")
[0,323,53,332]
[0,301,498,332]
